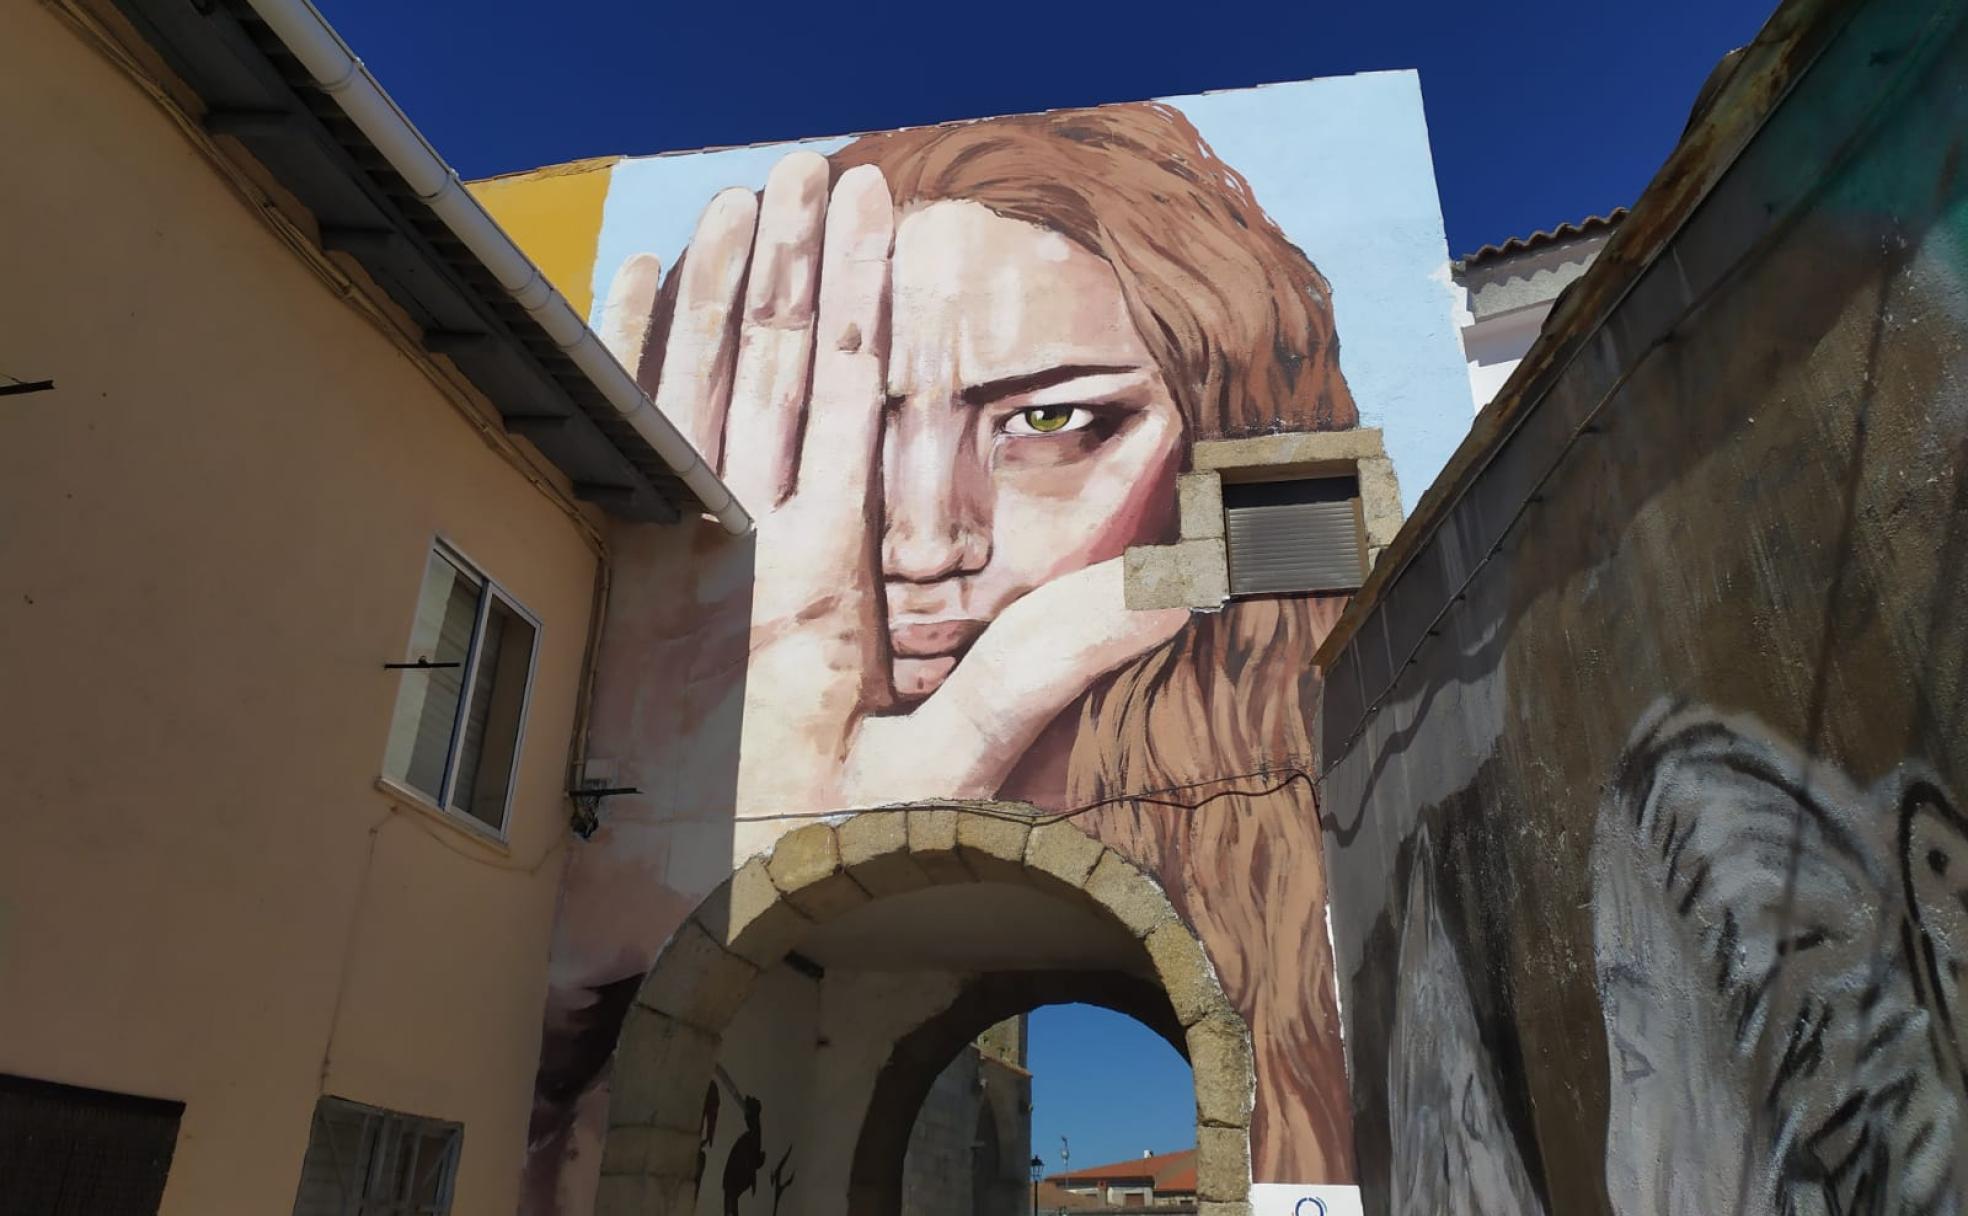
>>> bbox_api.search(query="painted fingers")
[724,153,829,506]
[794,165,894,555]
[625,155,892,524]
[597,252,663,379]
[654,187,759,472]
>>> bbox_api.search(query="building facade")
[481,70,1473,1216]
[0,1,730,1213]
[1046,1149,1199,1211]
[1452,211,1623,411]
[4,1,1486,1214]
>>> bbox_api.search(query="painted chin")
[892,655,960,700]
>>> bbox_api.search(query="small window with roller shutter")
[1222,475,1367,596]
[380,542,539,837]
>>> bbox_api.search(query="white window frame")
[380,538,542,840]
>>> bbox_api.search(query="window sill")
[373,775,513,854]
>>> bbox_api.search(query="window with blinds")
[289,1097,460,1216]
[382,543,539,835]
[0,1074,183,1216]
[1222,475,1367,596]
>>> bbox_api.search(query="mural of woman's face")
[880,201,1185,700]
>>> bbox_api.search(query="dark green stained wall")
[1318,1,1968,1212]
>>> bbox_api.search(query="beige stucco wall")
[0,5,603,1214]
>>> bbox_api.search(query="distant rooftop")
[1047,1147,1196,1186]
[1459,208,1629,268]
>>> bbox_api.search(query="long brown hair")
[831,103,1359,1178]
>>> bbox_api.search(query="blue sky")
[314,0,1776,254]
[307,0,1782,1167]
[1028,1004,1196,1172]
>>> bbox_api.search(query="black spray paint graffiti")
[769,1147,795,1216]
[1383,703,1967,1215]
[1593,703,1966,1215]
[702,1066,792,1216]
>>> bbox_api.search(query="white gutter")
[243,0,751,535]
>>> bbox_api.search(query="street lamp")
[1029,1155,1044,1216]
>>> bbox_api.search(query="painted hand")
[599,153,1185,815]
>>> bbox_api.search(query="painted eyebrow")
[957,363,1142,407]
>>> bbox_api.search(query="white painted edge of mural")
[1251,1183,1365,1216]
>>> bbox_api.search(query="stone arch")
[848,970,1183,1215]
[595,804,1256,1216]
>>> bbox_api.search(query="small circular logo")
[1294,1199,1329,1216]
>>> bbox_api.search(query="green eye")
[1020,407,1073,433]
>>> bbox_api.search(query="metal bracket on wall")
[567,785,640,839]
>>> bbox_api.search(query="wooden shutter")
[1223,476,1365,595]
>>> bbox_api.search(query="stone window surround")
[1123,428,1404,611]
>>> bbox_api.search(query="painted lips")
[888,618,988,699]
[888,618,987,659]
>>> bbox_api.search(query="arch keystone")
[955,805,1035,881]
[905,806,974,882]
[766,822,869,919]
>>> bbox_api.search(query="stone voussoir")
[593,1174,662,1216]
[1024,819,1107,896]
[1189,1011,1256,1129]
[955,805,1035,881]
[1195,1125,1253,1202]
[765,822,842,895]
[691,857,814,969]
[838,810,932,898]
[599,1125,698,1179]
[1084,849,1179,938]
[767,821,871,921]
[636,919,759,1033]
[609,1006,719,1132]
[906,806,974,883]
[1145,919,1229,1026]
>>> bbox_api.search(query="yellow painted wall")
[0,6,598,1214]
[470,159,616,321]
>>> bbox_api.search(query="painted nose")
[881,409,991,583]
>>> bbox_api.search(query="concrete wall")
[1317,2,1968,1213]
[0,5,601,1213]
